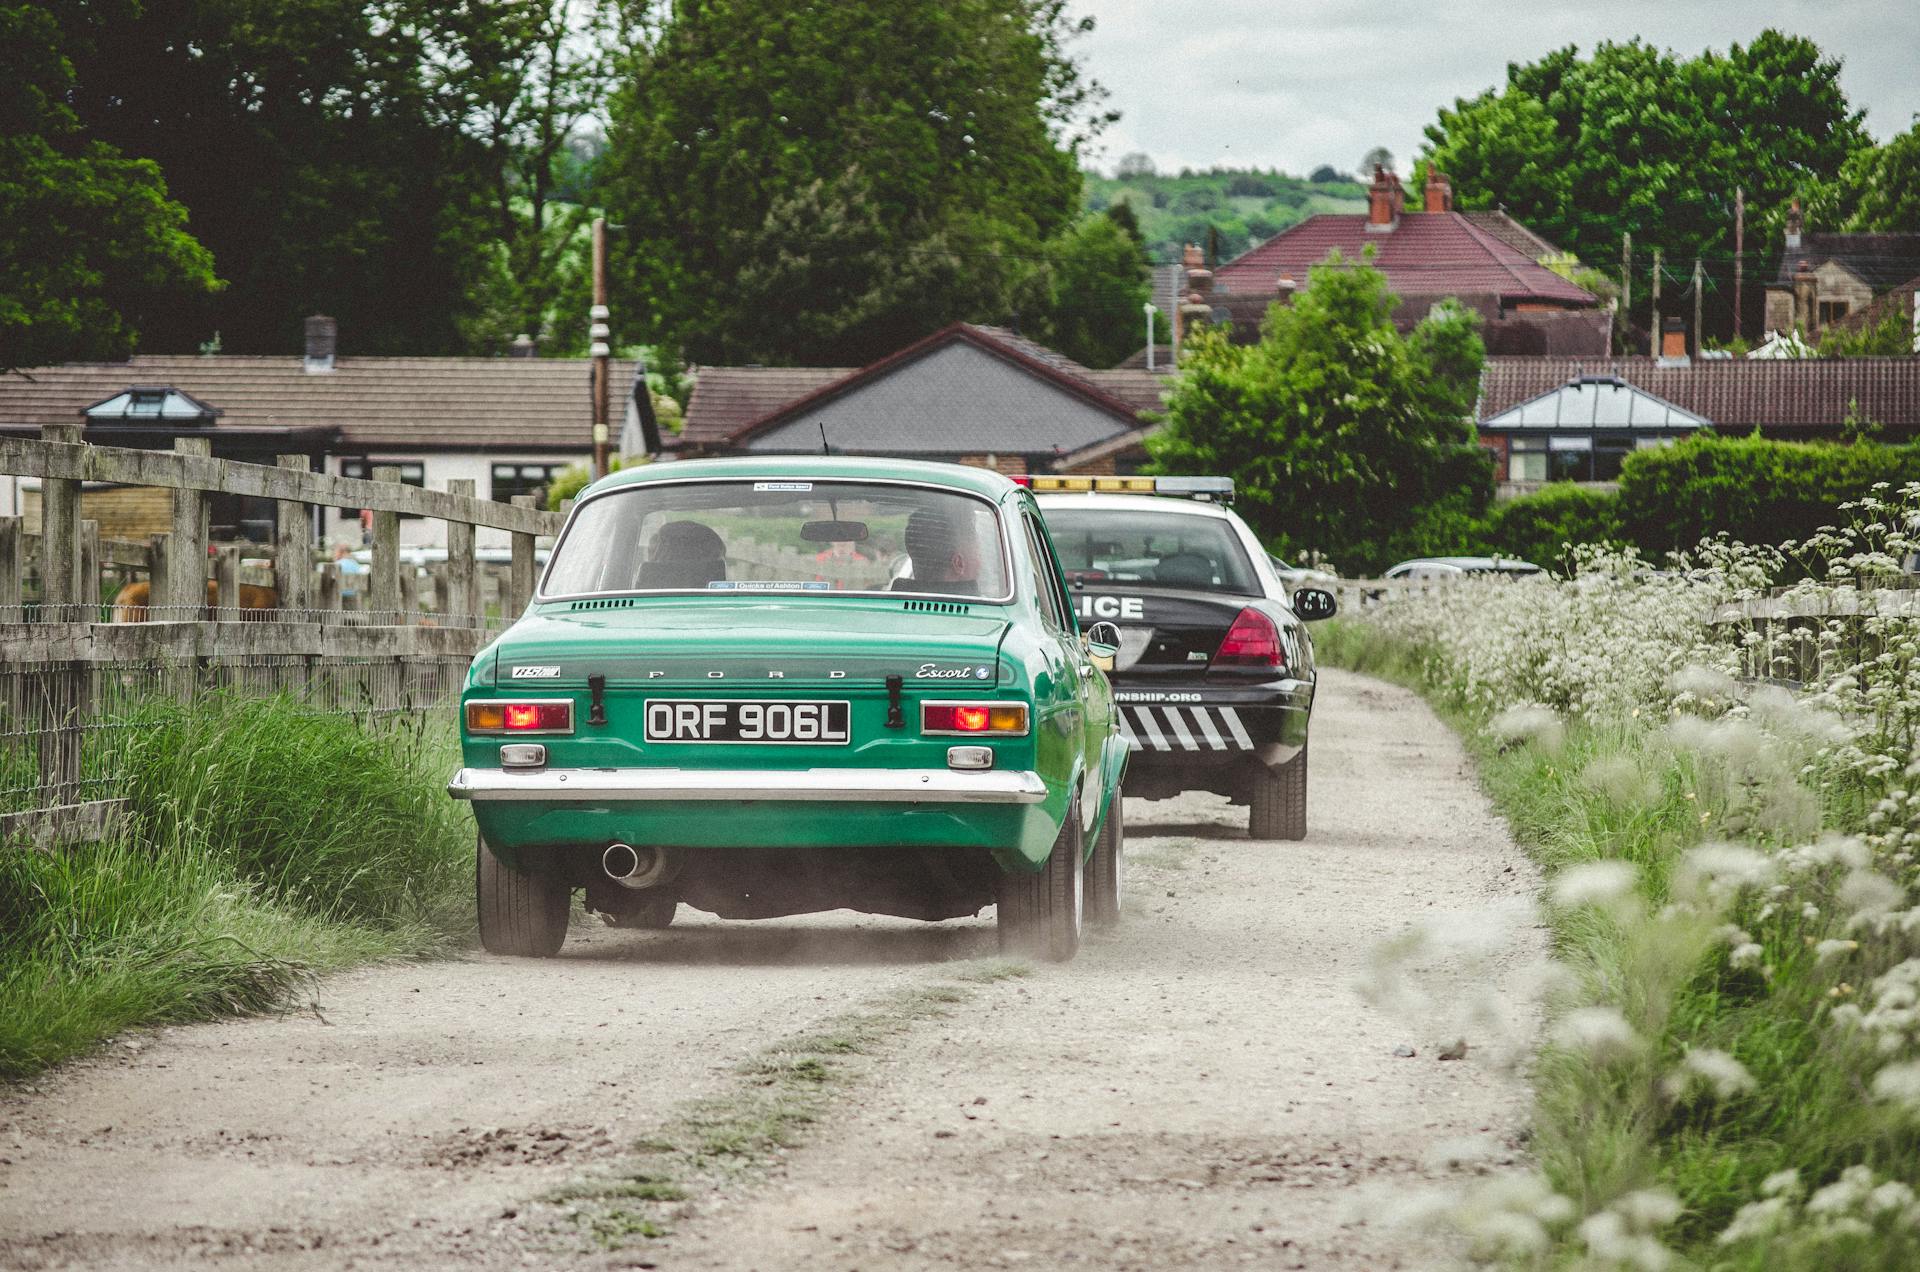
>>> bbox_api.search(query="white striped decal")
[1164,708,1199,751]
[1193,708,1226,750]
[1133,706,1168,750]
[1117,709,1141,751]
[1219,707,1254,749]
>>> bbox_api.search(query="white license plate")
[643,699,851,745]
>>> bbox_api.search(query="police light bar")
[1025,475,1234,503]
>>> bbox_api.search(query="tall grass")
[1325,603,1920,1267]
[0,696,473,1080]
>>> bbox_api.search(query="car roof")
[1392,556,1540,570]
[1033,492,1235,520]
[589,455,1020,501]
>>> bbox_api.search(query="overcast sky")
[1070,0,1920,178]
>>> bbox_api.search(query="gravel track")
[0,668,1543,1270]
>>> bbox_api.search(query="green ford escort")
[449,457,1127,961]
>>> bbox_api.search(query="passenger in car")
[638,520,728,589]
[895,509,983,595]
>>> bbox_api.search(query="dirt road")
[0,669,1543,1270]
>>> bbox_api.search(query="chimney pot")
[1423,167,1453,214]
[1368,166,1403,231]
[303,315,337,373]
[1659,316,1689,363]
[509,333,536,358]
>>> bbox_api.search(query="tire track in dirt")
[0,668,1542,1270]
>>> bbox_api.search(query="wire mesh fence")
[0,651,476,819]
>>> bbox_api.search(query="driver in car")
[897,509,982,595]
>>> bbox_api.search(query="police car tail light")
[922,702,1029,736]
[1214,608,1284,668]
[467,700,574,734]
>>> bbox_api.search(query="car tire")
[996,798,1083,962]
[1249,741,1308,841]
[476,834,570,957]
[605,894,677,930]
[1087,789,1124,926]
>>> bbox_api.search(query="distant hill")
[1082,167,1369,266]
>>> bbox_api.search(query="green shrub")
[1483,482,1626,570]
[1618,433,1920,556]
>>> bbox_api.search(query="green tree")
[602,0,1109,365]
[1421,33,1864,288]
[1815,118,1920,233]
[1022,215,1150,368]
[52,0,498,354]
[0,3,215,371]
[1146,253,1492,573]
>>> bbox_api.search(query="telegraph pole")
[1621,232,1632,349]
[1648,248,1662,357]
[589,216,611,481]
[1692,258,1704,355]
[1733,187,1746,345]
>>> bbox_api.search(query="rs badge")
[511,666,562,679]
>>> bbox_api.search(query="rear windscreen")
[540,480,1011,600]
[1042,509,1259,595]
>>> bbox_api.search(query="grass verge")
[0,695,473,1080]
[1322,624,1920,1269]
[549,960,1032,1250]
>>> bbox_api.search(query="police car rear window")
[1042,509,1258,595]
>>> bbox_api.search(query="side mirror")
[1084,620,1120,672]
[1292,587,1338,621]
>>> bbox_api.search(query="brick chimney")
[1792,258,1819,334]
[1367,165,1403,231]
[1785,198,1804,251]
[1658,316,1689,365]
[303,315,337,374]
[1423,167,1453,213]
[1176,243,1215,341]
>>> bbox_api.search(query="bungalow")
[675,323,1170,475]
[0,318,624,549]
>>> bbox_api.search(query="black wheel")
[996,798,1083,962]
[476,834,570,956]
[1249,741,1308,841]
[1087,789,1123,926]
[604,893,677,930]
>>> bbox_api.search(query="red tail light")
[922,702,1030,736]
[1214,607,1285,668]
[467,700,574,734]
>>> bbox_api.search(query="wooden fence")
[0,426,567,850]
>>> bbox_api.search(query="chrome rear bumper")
[447,767,1048,805]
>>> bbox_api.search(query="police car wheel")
[996,797,1083,961]
[1249,741,1308,842]
[476,834,570,957]
[1087,789,1124,926]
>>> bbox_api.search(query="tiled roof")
[1776,234,1920,291]
[678,325,1170,454]
[1460,210,1564,260]
[0,355,628,451]
[1477,357,1920,430]
[679,366,852,448]
[1829,274,1920,337]
[1215,212,1595,307]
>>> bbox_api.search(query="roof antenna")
[818,422,831,455]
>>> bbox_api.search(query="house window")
[1818,300,1851,326]
[1591,434,1634,481]
[1548,435,1593,483]
[1508,437,1549,483]
[491,462,567,507]
[337,458,426,519]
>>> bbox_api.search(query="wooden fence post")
[146,533,169,621]
[214,545,241,620]
[0,515,20,623]
[38,424,82,622]
[510,494,539,617]
[445,479,477,628]
[78,519,101,617]
[275,454,311,622]
[370,466,401,625]
[170,437,212,620]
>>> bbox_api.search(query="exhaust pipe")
[603,842,671,890]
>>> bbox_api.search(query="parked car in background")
[1269,554,1340,590]
[1383,556,1541,580]
[449,457,1127,962]
[1031,476,1336,841]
